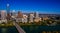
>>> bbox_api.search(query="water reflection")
[0,26,60,33]
[2,28,7,33]
[0,27,19,33]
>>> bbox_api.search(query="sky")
[0,0,60,14]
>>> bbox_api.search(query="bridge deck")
[13,22,26,33]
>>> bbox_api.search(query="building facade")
[29,13,34,23]
[0,10,7,23]
[22,14,28,23]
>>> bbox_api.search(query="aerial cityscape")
[0,0,60,33]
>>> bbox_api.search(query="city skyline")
[0,0,60,14]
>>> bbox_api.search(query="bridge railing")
[13,22,26,33]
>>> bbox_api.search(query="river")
[0,25,60,33]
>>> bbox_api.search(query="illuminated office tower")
[29,13,34,23]
[0,10,7,23]
[22,14,28,23]
[6,4,11,20]
[1,10,7,20]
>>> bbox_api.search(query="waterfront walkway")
[13,22,26,33]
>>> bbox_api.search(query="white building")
[16,18,23,22]
[34,18,42,22]
[22,14,28,23]
[29,13,34,23]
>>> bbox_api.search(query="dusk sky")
[0,0,60,14]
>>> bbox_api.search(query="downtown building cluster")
[0,10,43,23]
[0,4,50,24]
[0,4,59,26]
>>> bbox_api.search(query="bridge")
[13,22,26,33]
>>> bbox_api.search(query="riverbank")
[0,21,59,27]
[0,22,46,27]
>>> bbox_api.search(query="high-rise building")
[0,10,7,23]
[6,13,11,20]
[29,13,34,23]
[11,10,17,18]
[1,10,7,20]
[7,3,10,13]
[16,11,23,22]
[34,12,40,22]
[0,11,1,20]
[6,4,11,20]
[22,14,28,23]
[17,11,23,18]
[36,12,39,18]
